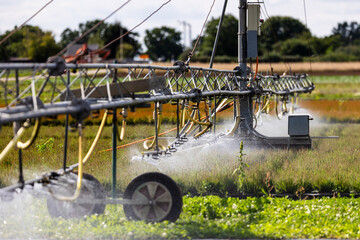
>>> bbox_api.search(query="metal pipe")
[238,0,247,67]
[0,63,57,69]
[62,70,70,171]
[112,62,118,199]
[154,102,159,152]
[0,63,239,74]
[112,107,117,199]
[15,69,24,187]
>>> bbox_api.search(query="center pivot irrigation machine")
[0,0,314,222]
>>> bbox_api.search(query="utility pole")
[178,21,187,48]
[120,26,124,61]
[186,22,192,48]
[179,21,192,48]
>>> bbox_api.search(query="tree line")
[0,15,359,62]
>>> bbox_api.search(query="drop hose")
[0,118,41,162]
[144,107,166,151]
[50,110,108,201]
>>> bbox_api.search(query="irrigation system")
[0,0,314,222]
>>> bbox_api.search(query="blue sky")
[1,0,359,46]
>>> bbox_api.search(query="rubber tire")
[47,172,106,219]
[123,172,182,222]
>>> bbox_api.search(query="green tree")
[144,26,183,61]
[332,21,360,45]
[116,43,136,60]
[101,22,140,59]
[274,38,312,57]
[197,14,238,57]
[60,28,80,48]
[310,35,342,55]
[260,16,310,51]
[0,25,60,62]
[28,32,61,62]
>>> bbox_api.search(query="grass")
[243,125,360,194]
[301,75,360,100]
[2,195,360,239]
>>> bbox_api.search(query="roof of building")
[64,44,99,56]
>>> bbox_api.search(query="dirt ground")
[154,61,360,76]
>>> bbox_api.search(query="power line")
[0,0,55,45]
[97,0,173,53]
[261,0,290,73]
[303,0,312,73]
[303,0,309,29]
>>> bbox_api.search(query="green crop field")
[302,75,360,100]
[2,195,360,239]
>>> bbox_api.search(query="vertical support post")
[176,83,180,138]
[112,61,118,199]
[15,69,24,186]
[213,96,217,133]
[154,102,159,152]
[237,0,254,136]
[112,108,117,198]
[63,69,70,171]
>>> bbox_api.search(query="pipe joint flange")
[188,88,202,103]
[70,99,91,122]
[47,56,66,76]
[173,60,188,74]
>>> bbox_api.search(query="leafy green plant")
[3,195,360,239]
[232,141,248,191]
[35,138,54,152]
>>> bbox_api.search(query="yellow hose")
[116,108,127,142]
[0,118,41,162]
[283,100,288,113]
[226,98,241,136]
[212,98,228,117]
[261,96,270,114]
[143,107,166,150]
[117,119,126,141]
[185,105,212,138]
[17,118,41,149]
[194,123,212,138]
[82,110,108,164]
[0,127,26,162]
[52,124,83,201]
[290,96,295,114]
[180,103,188,128]
[184,109,197,134]
[51,111,108,201]
[187,113,212,126]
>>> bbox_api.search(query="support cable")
[261,1,290,73]
[97,0,173,53]
[209,0,228,68]
[303,0,312,73]
[55,0,132,57]
[0,0,55,45]
[185,0,216,64]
